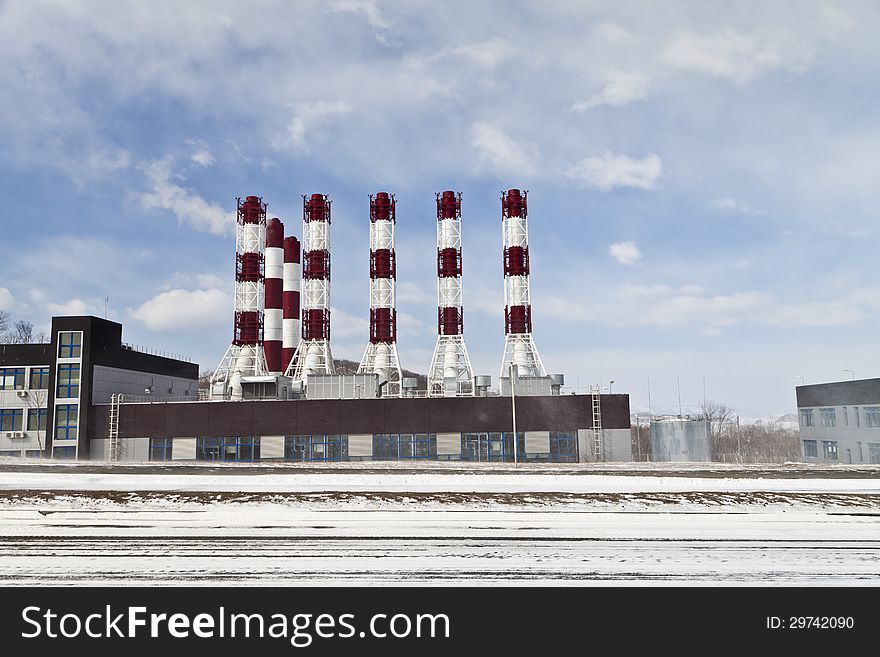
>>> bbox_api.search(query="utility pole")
[510,363,518,467]
[736,415,742,463]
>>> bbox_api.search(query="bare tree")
[10,320,34,344]
[26,388,48,458]
[0,310,10,341]
[700,400,736,437]
[198,369,215,393]
[630,415,652,461]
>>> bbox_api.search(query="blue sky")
[2,0,879,417]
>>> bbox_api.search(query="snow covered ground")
[0,460,878,586]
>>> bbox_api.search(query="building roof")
[796,378,880,407]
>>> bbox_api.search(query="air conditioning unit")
[16,390,28,398]
[13,432,26,439]
[4,432,11,439]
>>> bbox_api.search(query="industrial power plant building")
[1,188,634,463]
[0,315,631,463]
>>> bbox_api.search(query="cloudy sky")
[1,0,878,417]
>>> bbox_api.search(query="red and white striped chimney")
[210,195,268,398]
[264,217,284,374]
[427,190,474,396]
[282,235,301,375]
[285,193,334,381]
[500,188,545,380]
[357,192,402,394]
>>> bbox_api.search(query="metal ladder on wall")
[108,393,123,462]
[590,385,604,462]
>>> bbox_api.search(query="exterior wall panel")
[525,430,550,453]
[436,432,461,455]
[172,437,197,460]
[348,434,373,457]
[261,436,285,459]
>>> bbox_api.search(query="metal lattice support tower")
[428,190,474,397]
[212,196,269,398]
[107,393,122,462]
[590,384,604,462]
[286,194,335,383]
[499,189,546,381]
[359,192,403,396]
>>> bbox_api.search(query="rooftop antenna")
[647,376,652,422]
[104,297,109,319]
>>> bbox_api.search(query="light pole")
[510,363,518,467]
[844,369,855,381]
[609,379,614,394]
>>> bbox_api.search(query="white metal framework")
[286,194,335,383]
[212,197,269,399]
[107,393,122,462]
[591,384,605,462]
[428,191,474,396]
[499,189,546,381]
[359,193,403,396]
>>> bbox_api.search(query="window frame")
[54,404,79,441]
[803,439,818,458]
[28,367,50,390]
[0,367,26,391]
[550,430,579,462]
[27,408,48,432]
[819,408,836,428]
[56,363,81,399]
[799,409,814,428]
[822,440,839,460]
[0,408,24,432]
[57,331,83,359]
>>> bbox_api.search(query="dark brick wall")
[89,393,631,439]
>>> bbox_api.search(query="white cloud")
[274,101,351,152]
[139,158,234,236]
[571,70,648,111]
[48,299,95,315]
[608,242,642,266]
[329,306,370,338]
[183,139,215,167]
[543,282,880,332]
[406,38,516,71]
[29,289,97,316]
[710,197,761,215]
[331,0,390,31]
[451,38,516,69]
[470,121,537,178]
[164,272,227,292]
[397,281,433,304]
[396,312,424,334]
[129,288,229,331]
[0,288,17,311]
[191,149,214,167]
[565,151,662,190]
[661,29,813,84]
[592,23,637,45]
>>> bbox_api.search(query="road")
[0,462,878,585]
